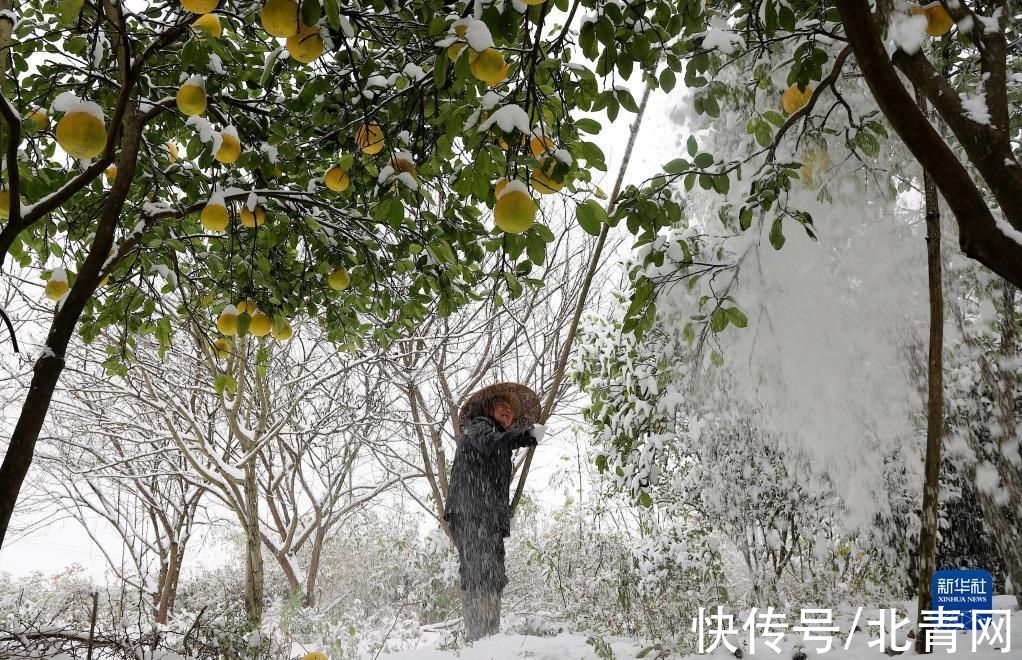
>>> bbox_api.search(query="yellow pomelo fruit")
[214,338,232,358]
[486,61,510,87]
[454,24,467,38]
[494,189,536,234]
[529,135,555,158]
[182,0,218,13]
[781,84,813,114]
[192,13,222,38]
[201,202,229,231]
[469,48,506,84]
[261,0,299,38]
[355,124,385,154]
[176,84,207,116]
[249,311,272,337]
[215,133,241,164]
[25,109,48,134]
[106,165,117,180]
[166,142,180,162]
[912,3,953,36]
[494,179,508,198]
[45,278,70,302]
[325,166,350,192]
[328,267,350,291]
[531,159,563,194]
[217,310,238,336]
[56,111,107,159]
[271,318,293,340]
[240,206,266,228]
[237,300,259,315]
[287,24,324,63]
[447,43,466,61]
[390,156,417,180]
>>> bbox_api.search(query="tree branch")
[836,0,1022,288]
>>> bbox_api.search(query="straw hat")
[456,382,541,432]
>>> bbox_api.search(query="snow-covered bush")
[0,565,289,659]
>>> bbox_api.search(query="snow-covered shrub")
[0,566,290,659]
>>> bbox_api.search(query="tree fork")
[835,0,1022,288]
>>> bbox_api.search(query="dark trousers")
[450,516,507,640]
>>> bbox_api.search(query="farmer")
[445,383,545,641]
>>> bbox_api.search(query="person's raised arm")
[463,418,537,454]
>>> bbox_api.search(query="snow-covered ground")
[382,632,646,659]
[377,598,1018,660]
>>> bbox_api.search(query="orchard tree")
[0,0,674,547]
[599,0,1021,335]
[382,208,603,539]
[31,394,206,626]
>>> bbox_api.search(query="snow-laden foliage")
[572,33,942,608]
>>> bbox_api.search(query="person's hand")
[529,423,546,443]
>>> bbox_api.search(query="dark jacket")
[445,415,536,537]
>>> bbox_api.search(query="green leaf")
[764,0,778,37]
[617,89,639,113]
[682,322,695,346]
[710,308,729,333]
[693,152,713,169]
[595,16,615,46]
[427,240,457,264]
[659,68,676,92]
[574,118,601,134]
[763,110,785,127]
[576,199,606,236]
[301,0,321,27]
[59,0,86,25]
[769,217,786,250]
[214,374,238,396]
[739,206,753,231]
[703,93,720,117]
[687,135,698,157]
[664,158,689,175]
[324,0,341,30]
[726,307,748,328]
[434,48,449,88]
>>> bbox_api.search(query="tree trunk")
[0,115,143,548]
[155,541,184,625]
[914,91,945,654]
[304,528,325,608]
[243,462,264,627]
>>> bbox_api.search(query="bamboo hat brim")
[457,382,541,431]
